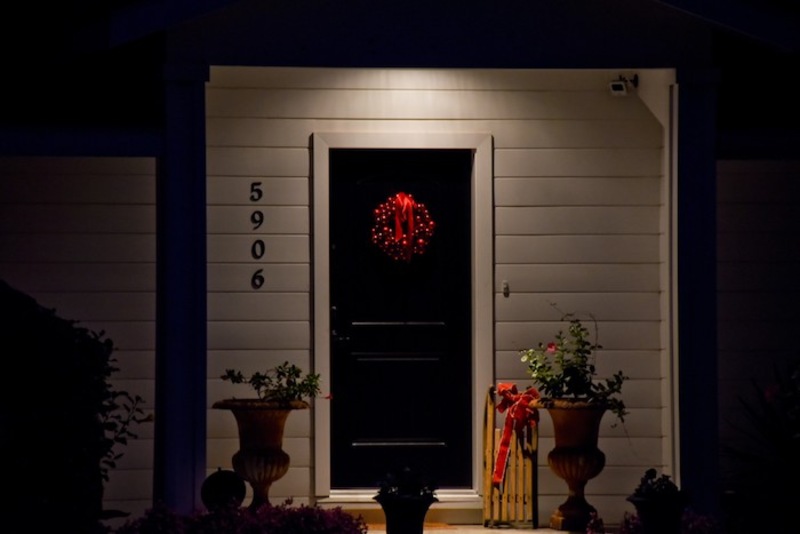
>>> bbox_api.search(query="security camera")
[609,80,628,96]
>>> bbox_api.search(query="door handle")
[331,306,349,342]
[332,330,350,342]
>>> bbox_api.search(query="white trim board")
[311,132,494,502]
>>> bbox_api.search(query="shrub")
[116,501,368,534]
[0,280,145,534]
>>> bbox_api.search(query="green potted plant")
[218,360,322,407]
[625,468,687,534]
[213,361,321,509]
[519,311,628,423]
[518,307,628,532]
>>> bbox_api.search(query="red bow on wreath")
[394,192,415,243]
[492,383,539,487]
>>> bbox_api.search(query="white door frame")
[312,132,494,504]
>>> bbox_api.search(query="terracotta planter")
[213,398,308,509]
[535,399,607,532]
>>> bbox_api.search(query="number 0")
[251,239,265,259]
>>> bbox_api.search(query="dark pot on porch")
[373,467,438,534]
[374,494,438,534]
[626,494,686,534]
[626,468,687,534]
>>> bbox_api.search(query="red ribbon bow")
[492,382,539,487]
[393,192,415,243]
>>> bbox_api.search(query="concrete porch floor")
[336,495,598,533]
[366,527,567,534]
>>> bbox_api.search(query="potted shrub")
[213,361,321,509]
[518,308,628,532]
[625,468,687,534]
[373,466,438,534]
[620,508,722,534]
[720,356,800,532]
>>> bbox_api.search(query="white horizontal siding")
[496,177,661,206]
[716,160,800,492]
[206,88,649,120]
[207,321,310,349]
[209,67,649,91]
[497,206,659,234]
[0,205,156,233]
[207,118,662,149]
[0,156,156,519]
[495,264,661,292]
[205,66,668,519]
[21,292,153,320]
[0,234,156,262]
[113,350,157,379]
[207,147,308,176]
[0,263,156,291]
[496,235,660,263]
[496,148,662,177]
[496,293,661,321]
[0,172,155,204]
[208,293,309,320]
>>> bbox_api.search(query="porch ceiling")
[1,0,798,156]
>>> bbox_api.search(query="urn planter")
[537,400,607,532]
[212,398,308,509]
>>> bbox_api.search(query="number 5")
[250,182,263,202]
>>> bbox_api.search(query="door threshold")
[319,489,482,505]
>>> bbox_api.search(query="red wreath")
[371,192,436,262]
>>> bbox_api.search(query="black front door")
[329,148,473,489]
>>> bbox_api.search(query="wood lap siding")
[716,160,800,484]
[0,68,670,522]
[206,74,315,504]
[0,156,157,519]
[206,67,668,522]
[494,108,665,516]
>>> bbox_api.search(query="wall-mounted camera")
[609,74,639,96]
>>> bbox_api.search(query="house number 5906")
[250,181,265,289]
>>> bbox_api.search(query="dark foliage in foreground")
[115,501,368,534]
